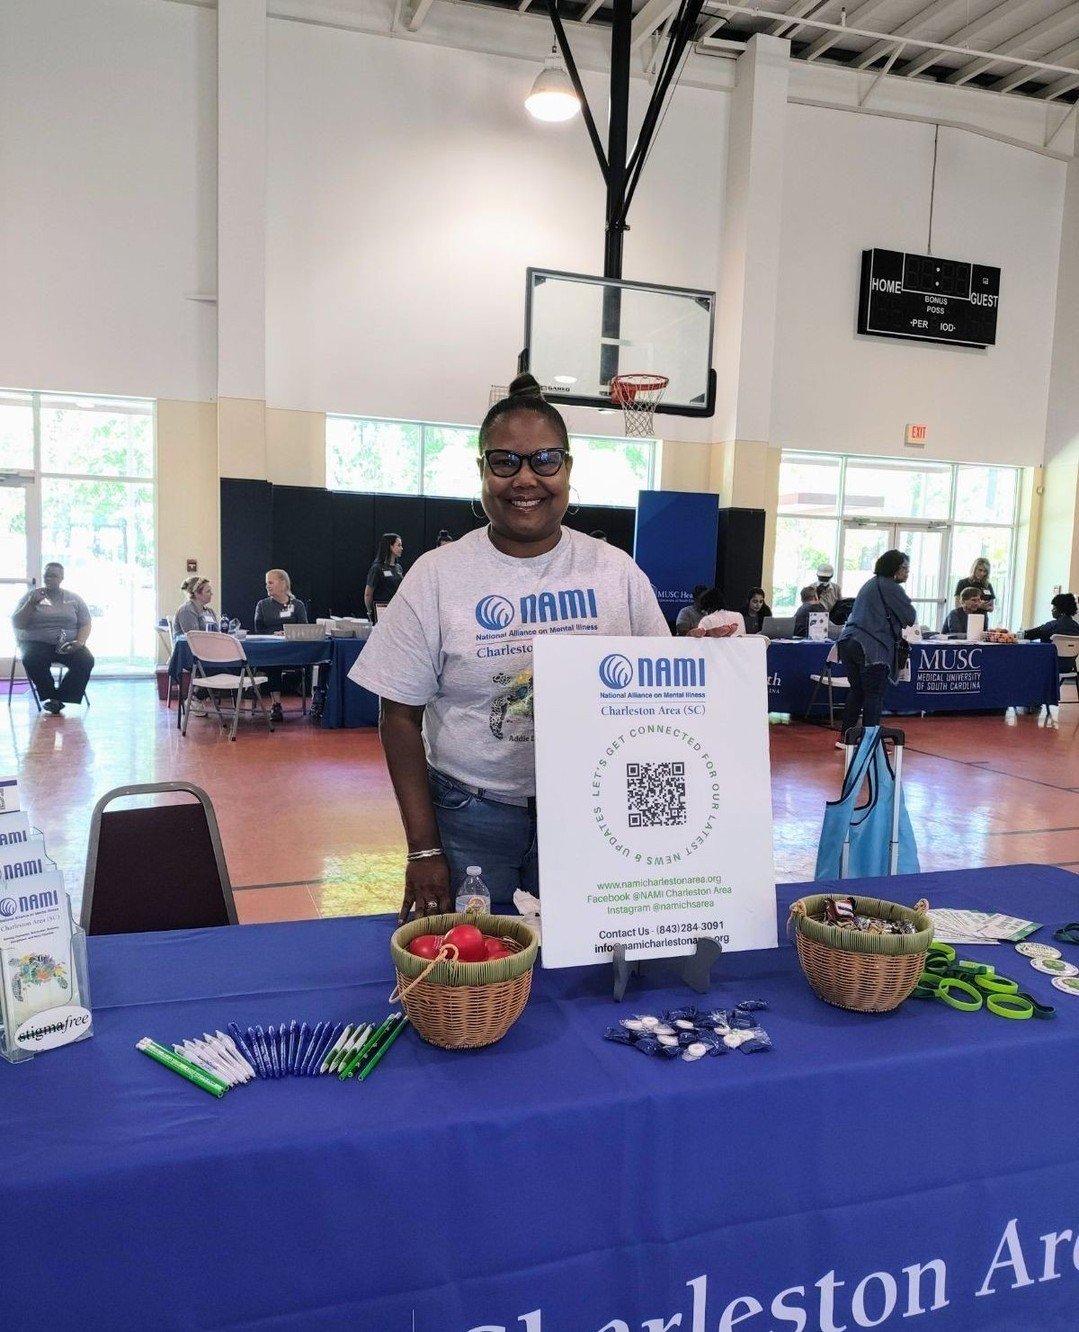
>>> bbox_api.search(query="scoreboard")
[857,248,1000,349]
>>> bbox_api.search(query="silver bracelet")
[406,847,444,862]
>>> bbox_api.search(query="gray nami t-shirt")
[349,526,670,800]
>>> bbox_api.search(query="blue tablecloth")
[168,635,379,729]
[768,639,1060,715]
[3,865,1078,1330]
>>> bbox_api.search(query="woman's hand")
[400,854,452,924]
[688,623,738,639]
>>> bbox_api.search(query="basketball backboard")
[520,268,716,417]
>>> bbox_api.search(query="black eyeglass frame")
[481,447,570,478]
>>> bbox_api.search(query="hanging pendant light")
[525,46,581,123]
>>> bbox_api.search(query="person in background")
[689,588,745,638]
[793,585,828,638]
[254,569,309,723]
[815,563,841,611]
[675,584,710,636]
[435,530,454,548]
[740,587,772,635]
[365,533,405,622]
[589,530,608,542]
[175,576,218,636]
[954,558,995,620]
[942,586,986,636]
[1023,593,1079,673]
[11,563,94,715]
[349,372,669,922]
[836,550,916,745]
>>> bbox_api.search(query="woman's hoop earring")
[470,496,486,521]
[566,487,580,518]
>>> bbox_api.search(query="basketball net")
[489,385,508,406]
[609,374,669,437]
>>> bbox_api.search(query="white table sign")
[534,636,777,969]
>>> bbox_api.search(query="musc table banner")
[2,866,1078,1330]
[767,639,1060,715]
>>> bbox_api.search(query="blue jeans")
[428,769,538,905]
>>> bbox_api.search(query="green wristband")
[1016,991,1056,1019]
[976,972,1019,994]
[936,977,983,1011]
[986,993,1033,1019]
[928,942,956,963]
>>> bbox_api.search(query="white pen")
[217,1030,258,1079]
[319,1023,355,1074]
[207,1032,254,1080]
[181,1041,241,1087]
[327,1023,370,1074]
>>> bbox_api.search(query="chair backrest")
[187,629,246,665]
[80,782,237,935]
[826,643,840,665]
[1050,634,1079,660]
[761,615,796,639]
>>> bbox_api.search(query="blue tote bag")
[814,726,920,880]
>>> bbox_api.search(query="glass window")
[40,477,156,670]
[950,526,1012,611]
[773,517,838,611]
[327,417,421,494]
[40,395,153,478]
[422,425,480,498]
[776,454,840,515]
[954,466,1017,524]
[843,459,951,520]
[567,435,653,508]
[0,391,33,470]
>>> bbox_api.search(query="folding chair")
[806,644,850,729]
[155,620,182,709]
[80,782,237,935]
[7,647,90,711]
[182,630,274,740]
[1050,635,1079,703]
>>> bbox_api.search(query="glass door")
[839,524,891,600]
[897,525,946,631]
[0,478,39,662]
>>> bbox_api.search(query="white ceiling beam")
[767,0,826,40]
[801,0,891,63]
[1036,70,1079,101]
[631,0,680,50]
[991,38,1079,93]
[405,0,435,31]
[852,0,970,73]
[517,0,534,11]
[946,6,1079,86]
[900,0,1049,80]
[579,0,605,22]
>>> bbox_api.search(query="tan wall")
[266,407,327,488]
[155,398,219,654]
[217,396,267,479]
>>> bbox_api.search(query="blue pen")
[308,1022,339,1075]
[267,1025,280,1078]
[228,1023,263,1078]
[254,1025,274,1078]
[292,1021,311,1077]
[287,1019,299,1075]
[277,1024,288,1077]
[310,1022,343,1075]
[273,1025,285,1078]
[299,1022,325,1076]
[243,1026,269,1080]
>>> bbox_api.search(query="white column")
[217,0,268,477]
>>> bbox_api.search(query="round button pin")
[1031,957,1079,977]
[1015,942,1061,959]
[1050,975,1079,996]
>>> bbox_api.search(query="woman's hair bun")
[507,372,545,400]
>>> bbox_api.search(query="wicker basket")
[788,894,932,1013]
[389,913,538,1049]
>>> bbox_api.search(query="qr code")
[626,761,687,828]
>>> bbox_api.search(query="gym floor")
[6,680,1079,922]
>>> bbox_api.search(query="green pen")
[326,1023,370,1074]
[351,1013,404,1080]
[357,1017,409,1081]
[137,1038,229,1097]
[339,1013,398,1079]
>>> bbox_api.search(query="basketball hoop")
[609,373,669,437]
[489,385,509,407]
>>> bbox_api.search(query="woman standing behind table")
[174,576,218,635]
[364,534,405,623]
[254,569,308,723]
[836,550,916,744]
[740,587,772,635]
[349,374,669,923]
[954,558,995,620]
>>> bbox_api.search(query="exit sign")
[905,423,928,446]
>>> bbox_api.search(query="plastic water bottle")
[455,866,491,916]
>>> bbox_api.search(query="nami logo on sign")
[0,889,60,918]
[599,654,707,692]
[599,654,634,690]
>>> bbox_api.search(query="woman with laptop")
[254,569,308,723]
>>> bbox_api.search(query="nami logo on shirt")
[474,588,599,632]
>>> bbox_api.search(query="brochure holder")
[609,936,724,1003]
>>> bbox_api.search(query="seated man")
[1023,593,1079,672]
[792,585,828,638]
[675,584,710,637]
[12,563,94,714]
[942,586,985,636]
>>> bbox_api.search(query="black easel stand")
[609,937,723,1003]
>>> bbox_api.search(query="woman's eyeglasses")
[483,447,569,478]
